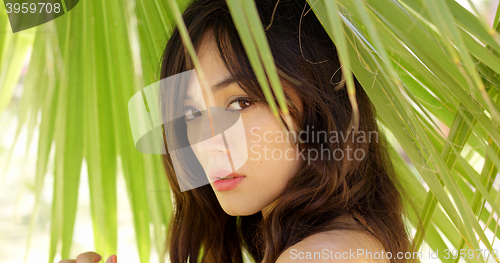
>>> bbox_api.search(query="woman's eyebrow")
[211,76,236,93]
[184,76,236,100]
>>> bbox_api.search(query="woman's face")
[183,33,303,216]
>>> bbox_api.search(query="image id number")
[443,248,498,260]
[5,3,61,14]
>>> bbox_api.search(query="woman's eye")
[227,98,254,111]
[185,106,202,121]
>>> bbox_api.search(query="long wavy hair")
[159,0,419,262]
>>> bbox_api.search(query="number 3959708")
[5,3,61,14]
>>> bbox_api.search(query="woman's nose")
[194,133,228,154]
[190,110,229,154]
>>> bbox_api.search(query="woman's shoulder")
[275,216,388,263]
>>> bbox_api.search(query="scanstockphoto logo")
[3,0,80,33]
[128,70,377,192]
[128,70,249,192]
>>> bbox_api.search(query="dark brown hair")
[159,0,418,262]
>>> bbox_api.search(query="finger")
[58,260,76,263]
[76,252,102,263]
[106,255,117,263]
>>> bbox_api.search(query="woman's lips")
[208,170,245,191]
[212,173,245,191]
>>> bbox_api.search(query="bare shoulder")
[275,228,389,263]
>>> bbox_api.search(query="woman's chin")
[221,205,261,216]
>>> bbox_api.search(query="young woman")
[63,0,418,262]
[158,0,417,262]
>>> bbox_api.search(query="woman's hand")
[58,251,117,263]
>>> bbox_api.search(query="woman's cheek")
[245,124,265,163]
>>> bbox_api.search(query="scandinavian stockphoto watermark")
[289,248,499,261]
[289,248,422,261]
[249,126,378,164]
[129,70,381,191]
